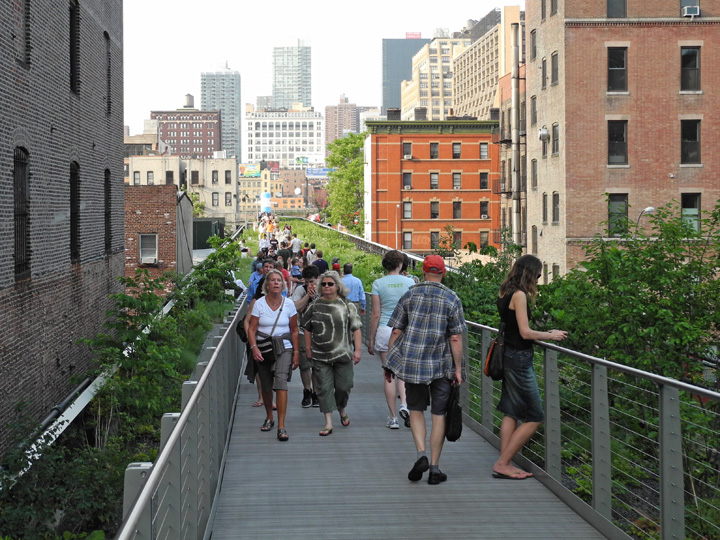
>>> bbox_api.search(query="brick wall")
[0,0,124,454]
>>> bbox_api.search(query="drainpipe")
[511,23,522,248]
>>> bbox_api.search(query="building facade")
[273,41,312,109]
[151,96,222,159]
[364,120,500,255]
[201,66,242,158]
[0,0,124,453]
[382,37,431,114]
[325,95,359,155]
[242,104,325,170]
[526,0,720,277]
[454,6,525,120]
[400,36,472,121]
[185,157,240,229]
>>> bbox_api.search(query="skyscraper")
[272,41,312,109]
[382,36,431,114]
[201,65,242,158]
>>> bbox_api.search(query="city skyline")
[123,0,525,135]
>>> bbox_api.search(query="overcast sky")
[123,0,524,135]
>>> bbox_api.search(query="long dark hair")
[499,254,543,301]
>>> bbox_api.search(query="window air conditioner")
[403,154,413,160]
[140,257,157,264]
[481,214,489,219]
[453,186,462,190]
[682,5,700,16]
[538,128,550,141]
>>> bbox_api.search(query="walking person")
[342,263,366,316]
[368,250,415,429]
[303,271,362,436]
[291,265,321,408]
[492,254,567,479]
[311,250,329,274]
[385,255,466,484]
[247,270,300,441]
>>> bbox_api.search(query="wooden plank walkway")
[209,348,606,539]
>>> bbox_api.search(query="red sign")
[406,32,422,39]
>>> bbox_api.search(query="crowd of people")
[237,213,568,483]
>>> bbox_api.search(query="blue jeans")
[497,347,544,423]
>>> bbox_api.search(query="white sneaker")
[386,416,400,429]
[398,405,411,428]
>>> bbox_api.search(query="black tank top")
[497,293,534,351]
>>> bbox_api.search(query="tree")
[181,186,205,217]
[325,132,366,234]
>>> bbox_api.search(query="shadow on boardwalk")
[210,348,605,540]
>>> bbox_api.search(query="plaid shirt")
[385,281,466,384]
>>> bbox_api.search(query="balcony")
[492,178,511,195]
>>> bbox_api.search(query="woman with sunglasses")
[493,254,567,479]
[247,269,300,441]
[303,271,362,436]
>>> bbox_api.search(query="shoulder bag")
[484,322,505,381]
[445,380,462,442]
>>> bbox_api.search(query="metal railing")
[464,321,720,540]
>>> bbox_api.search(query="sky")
[123,0,525,135]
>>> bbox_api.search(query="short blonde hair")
[261,269,288,295]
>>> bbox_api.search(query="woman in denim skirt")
[493,255,567,480]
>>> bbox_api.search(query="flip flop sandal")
[340,414,350,427]
[252,400,263,407]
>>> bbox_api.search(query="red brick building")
[364,120,500,254]
[151,95,222,159]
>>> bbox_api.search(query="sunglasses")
[321,282,336,287]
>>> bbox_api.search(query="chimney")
[387,108,401,121]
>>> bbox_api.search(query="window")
[453,201,461,219]
[608,120,628,164]
[530,96,537,125]
[542,133,548,158]
[104,169,111,254]
[212,192,219,206]
[552,124,559,154]
[453,173,461,189]
[453,231,462,249]
[105,32,111,115]
[681,193,701,231]
[133,171,140,185]
[681,47,700,91]
[223,192,231,206]
[530,30,537,60]
[480,172,489,189]
[146,171,154,185]
[480,143,489,159]
[191,171,199,184]
[553,264,560,279]
[69,0,80,93]
[480,231,489,248]
[403,201,412,219]
[531,226,538,255]
[543,264,549,285]
[607,0,626,18]
[225,170,232,184]
[608,48,627,92]
[452,143,461,159]
[551,0,558,15]
[542,192,548,223]
[608,194,628,236]
[165,171,174,184]
[541,58,547,89]
[552,192,560,222]
[430,231,440,249]
[139,234,157,263]
[403,142,412,157]
[531,159,538,189]
[541,0,546,19]
[14,147,30,280]
[430,173,439,189]
[551,52,559,84]
[212,170,218,184]
[681,119,701,164]
[431,201,439,219]
[403,232,412,250]
[70,162,80,262]
[430,143,439,159]
[480,201,489,218]
[403,172,412,189]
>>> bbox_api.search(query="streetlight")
[636,206,655,229]
[396,204,400,249]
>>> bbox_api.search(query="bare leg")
[323,411,333,430]
[409,410,426,452]
[380,352,397,417]
[493,416,540,477]
[429,413,446,466]
[255,373,263,403]
[398,379,407,407]
[276,390,287,429]
[261,389,274,422]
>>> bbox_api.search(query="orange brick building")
[364,120,500,254]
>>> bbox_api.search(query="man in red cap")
[385,255,466,485]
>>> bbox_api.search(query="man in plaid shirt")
[385,255,466,485]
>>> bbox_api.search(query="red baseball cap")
[423,255,446,274]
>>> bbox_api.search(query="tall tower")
[382,36,431,114]
[201,65,242,158]
[272,41,312,109]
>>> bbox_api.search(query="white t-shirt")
[251,296,297,349]
[290,238,303,253]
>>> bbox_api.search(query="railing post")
[659,384,684,540]
[480,328,495,432]
[544,348,561,480]
[182,380,199,540]
[591,364,612,520]
[123,462,153,538]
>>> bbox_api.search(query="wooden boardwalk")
[209,348,606,539]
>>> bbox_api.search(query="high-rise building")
[400,35,471,121]
[272,41,312,109]
[325,95,358,153]
[382,36,431,114]
[201,66,242,158]
[257,96,273,109]
[453,6,525,120]
[151,95,222,160]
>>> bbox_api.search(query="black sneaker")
[428,470,447,485]
[311,392,319,407]
[408,456,429,482]
[301,389,312,408]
